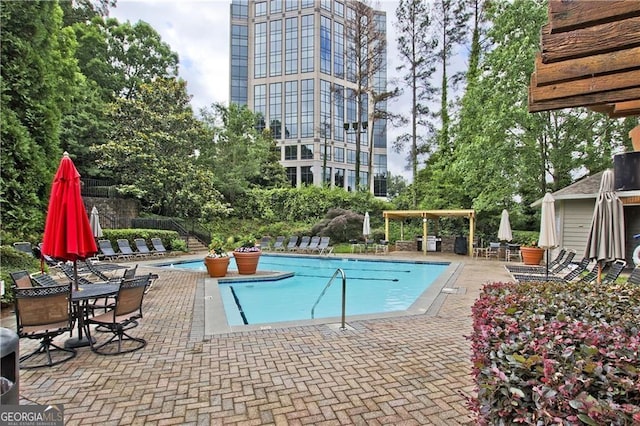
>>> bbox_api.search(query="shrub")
[469,279,640,425]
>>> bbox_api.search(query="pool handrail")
[311,268,347,330]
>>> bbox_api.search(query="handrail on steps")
[311,268,347,330]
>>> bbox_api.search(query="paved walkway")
[4,251,513,425]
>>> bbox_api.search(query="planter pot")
[204,256,230,278]
[233,251,261,275]
[520,247,544,265]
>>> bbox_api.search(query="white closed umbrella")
[362,212,371,240]
[90,206,103,238]
[538,193,557,280]
[497,209,512,242]
[585,169,625,283]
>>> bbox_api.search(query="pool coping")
[190,256,463,336]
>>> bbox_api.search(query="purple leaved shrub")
[469,279,640,425]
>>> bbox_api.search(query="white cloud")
[109,0,469,182]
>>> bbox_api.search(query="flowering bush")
[469,279,640,425]
[206,237,229,258]
[233,236,260,253]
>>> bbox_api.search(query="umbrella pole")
[597,262,602,284]
[545,250,549,280]
[73,260,79,292]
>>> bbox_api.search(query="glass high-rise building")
[230,0,388,196]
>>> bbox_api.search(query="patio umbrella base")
[64,336,95,349]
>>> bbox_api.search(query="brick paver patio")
[3,251,513,425]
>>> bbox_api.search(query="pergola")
[382,209,476,256]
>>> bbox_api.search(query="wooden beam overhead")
[529,87,640,113]
[549,0,640,33]
[529,0,640,117]
[541,16,640,63]
[534,47,640,86]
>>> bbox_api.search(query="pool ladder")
[311,268,347,330]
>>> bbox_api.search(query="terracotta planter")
[204,256,230,278]
[520,247,544,265]
[233,251,261,275]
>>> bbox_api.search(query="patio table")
[65,282,119,349]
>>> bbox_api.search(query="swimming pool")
[161,255,454,330]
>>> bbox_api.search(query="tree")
[1,1,80,237]
[394,0,438,207]
[343,0,388,190]
[94,78,227,218]
[199,103,281,208]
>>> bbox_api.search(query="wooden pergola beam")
[534,47,640,86]
[529,87,640,113]
[541,16,640,63]
[549,0,640,33]
[530,69,640,102]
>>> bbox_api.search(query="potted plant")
[232,236,261,275]
[204,237,230,277]
[520,241,544,265]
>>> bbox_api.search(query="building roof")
[531,170,640,206]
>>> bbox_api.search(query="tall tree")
[94,78,226,218]
[394,0,437,207]
[343,0,387,190]
[1,0,80,237]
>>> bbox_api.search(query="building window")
[231,0,248,19]
[360,151,368,166]
[346,169,356,192]
[333,84,343,141]
[255,1,267,16]
[285,81,297,139]
[270,0,282,13]
[321,142,331,161]
[359,171,368,191]
[285,145,297,160]
[334,168,345,188]
[320,16,331,74]
[230,24,248,104]
[301,0,313,8]
[269,20,282,77]
[347,149,356,164]
[254,22,267,78]
[286,167,297,187]
[269,83,282,139]
[285,0,297,11]
[334,147,344,163]
[300,79,314,137]
[301,166,313,185]
[321,0,331,11]
[254,84,266,131]
[333,21,344,78]
[322,166,332,186]
[301,144,314,160]
[334,1,343,17]
[285,17,298,75]
[346,92,356,144]
[374,154,387,197]
[301,15,314,73]
[320,79,331,138]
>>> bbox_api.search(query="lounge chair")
[512,257,590,283]
[259,236,272,251]
[271,236,285,251]
[98,240,123,261]
[303,236,321,253]
[506,248,567,274]
[375,239,389,255]
[117,239,143,259]
[485,242,501,260]
[150,238,168,256]
[285,236,299,252]
[505,250,576,276]
[13,242,34,257]
[313,237,334,255]
[600,259,627,284]
[10,270,33,289]
[626,266,640,285]
[294,236,310,252]
[134,238,154,257]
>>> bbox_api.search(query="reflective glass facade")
[229,0,387,196]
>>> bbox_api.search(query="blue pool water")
[162,255,449,325]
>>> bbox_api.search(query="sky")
[109,0,468,182]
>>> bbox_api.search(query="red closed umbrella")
[42,152,97,290]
